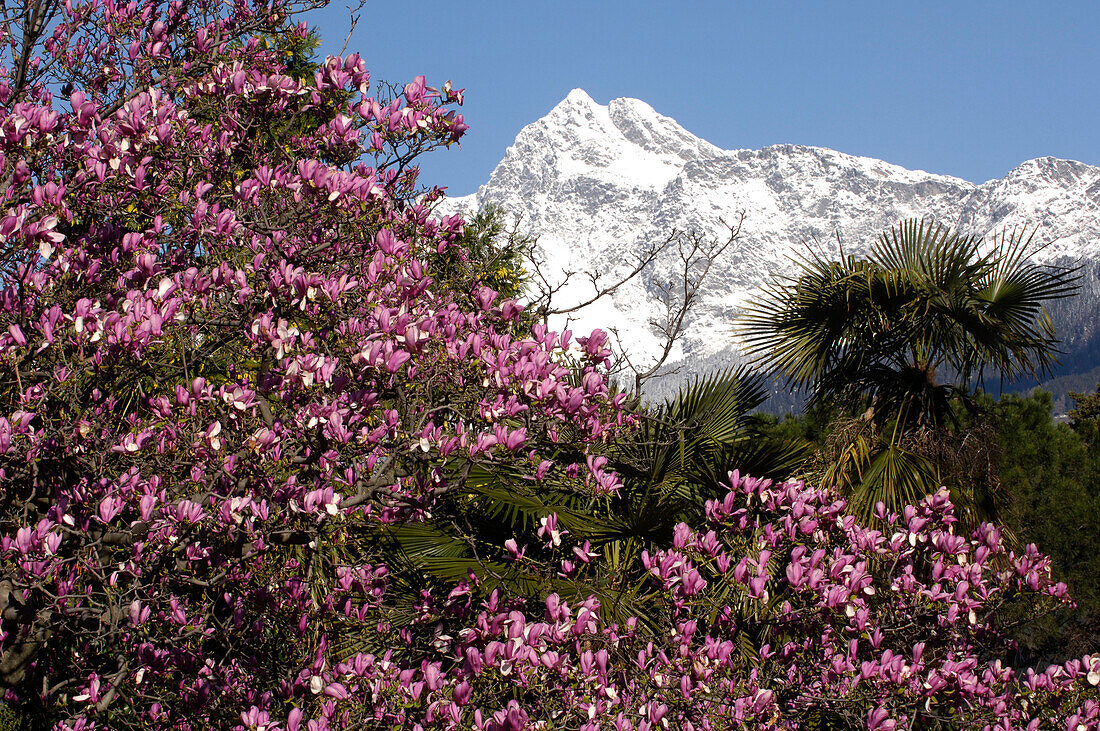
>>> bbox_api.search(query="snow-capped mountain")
[443,89,1100,401]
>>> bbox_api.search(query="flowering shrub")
[293,473,1096,730]
[0,0,626,727]
[0,0,1096,729]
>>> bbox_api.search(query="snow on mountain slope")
[440,89,1100,392]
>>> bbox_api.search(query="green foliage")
[588,366,813,580]
[0,700,49,731]
[816,415,1001,527]
[264,27,324,82]
[741,219,1080,523]
[755,401,845,447]
[1067,382,1100,445]
[0,705,18,731]
[762,387,1100,663]
[743,219,1080,429]
[972,390,1100,663]
[429,204,534,301]
[370,366,812,634]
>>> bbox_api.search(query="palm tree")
[740,219,1080,523]
[365,367,811,637]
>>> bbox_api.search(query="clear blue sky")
[309,1,1100,197]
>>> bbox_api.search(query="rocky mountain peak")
[442,92,1100,398]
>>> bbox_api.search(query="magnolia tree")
[0,0,628,726]
[0,0,1097,729]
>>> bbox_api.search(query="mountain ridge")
[440,89,1100,402]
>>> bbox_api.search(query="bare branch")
[530,232,673,318]
[338,1,364,57]
[626,214,744,394]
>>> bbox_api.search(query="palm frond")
[849,442,940,523]
[741,217,1081,424]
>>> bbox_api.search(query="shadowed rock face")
[441,89,1100,401]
